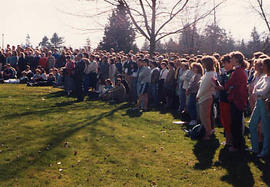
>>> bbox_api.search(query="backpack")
[189,124,205,140]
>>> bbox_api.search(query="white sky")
[0,0,269,48]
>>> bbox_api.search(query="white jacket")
[196,71,217,104]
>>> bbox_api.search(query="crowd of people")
[0,44,269,158]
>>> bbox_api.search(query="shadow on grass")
[250,157,270,186]
[0,103,129,182]
[216,148,255,187]
[122,108,143,118]
[193,135,220,170]
[45,91,67,98]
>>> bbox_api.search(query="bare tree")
[104,0,226,55]
[250,0,270,33]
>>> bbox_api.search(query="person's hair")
[161,62,167,67]
[254,59,264,76]
[253,52,264,59]
[213,53,220,60]
[230,51,247,68]
[168,62,175,68]
[105,79,113,85]
[201,56,216,72]
[220,54,231,64]
[20,52,25,58]
[263,58,270,74]
[191,62,204,75]
[150,61,158,67]
[259,55,268,59]
[83,53,89,58]
[182,62,190,70]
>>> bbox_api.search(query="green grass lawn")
[0,84,269,187]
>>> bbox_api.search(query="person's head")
[254,59,264,76]
[160,62,167,70]
[48,73,54,78]
[77,53,83,61]
[48,51,52,57]
[26,65,30,71]
[150,61,158,69]
[191,62,204,75]
[262,58,270,75]
[35,69,41,74]
[20,52,25,58]
[115,78,122,86]
[213,53,220,61]
[168,62,175,70]
[181,62,189,70]
[142,59,149,66]
[230,51,247,68]
[253,52,264,59]
[201,56,216,72]
[221,54,233,71]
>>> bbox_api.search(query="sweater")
[225,67,248,111]
[253,75,270,99]
[196,71,217,104]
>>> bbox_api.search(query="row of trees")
[98,0,270,57]
[23,33,65,49]
[141,25,270,58]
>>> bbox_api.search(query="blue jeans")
[187,93,197,120]
[178,88,186,112]
[249,99,270,155]
[83,74,90,94]
[149,83,159,106]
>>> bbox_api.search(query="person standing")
[47,51,56,72]
[225,51,248,152]
[197,56,217,140]
[249,58,270,158]
[74,54,85,102]
[149,61,160,107]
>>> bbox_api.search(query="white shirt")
[159,68,169,80]
[253,75,270,99]
[196,71,217,104]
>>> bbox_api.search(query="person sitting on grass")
[3,64,16,80]
[101,78,126,103]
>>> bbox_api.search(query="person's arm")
[256,79,270,98]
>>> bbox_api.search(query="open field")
[0,84,269,187]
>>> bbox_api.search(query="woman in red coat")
[225,51,248,152]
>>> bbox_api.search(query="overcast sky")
[0,0,269,48]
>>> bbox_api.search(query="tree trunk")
[149,37,156,56]
[150,0,157,57]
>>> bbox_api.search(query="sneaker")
[188,120,197,126]
[257,153,268,158]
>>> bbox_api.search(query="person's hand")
[186,90,189,95]
[196,97,199,101]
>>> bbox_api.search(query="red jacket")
[225,67,248,111]
[39,57,48,69]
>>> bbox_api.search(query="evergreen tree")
[248,27,262,53]
[50,33,64,48]
[39,36,51,48]
[98,2,137,53]
[25,34,31,47]
[179,24,200,54]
